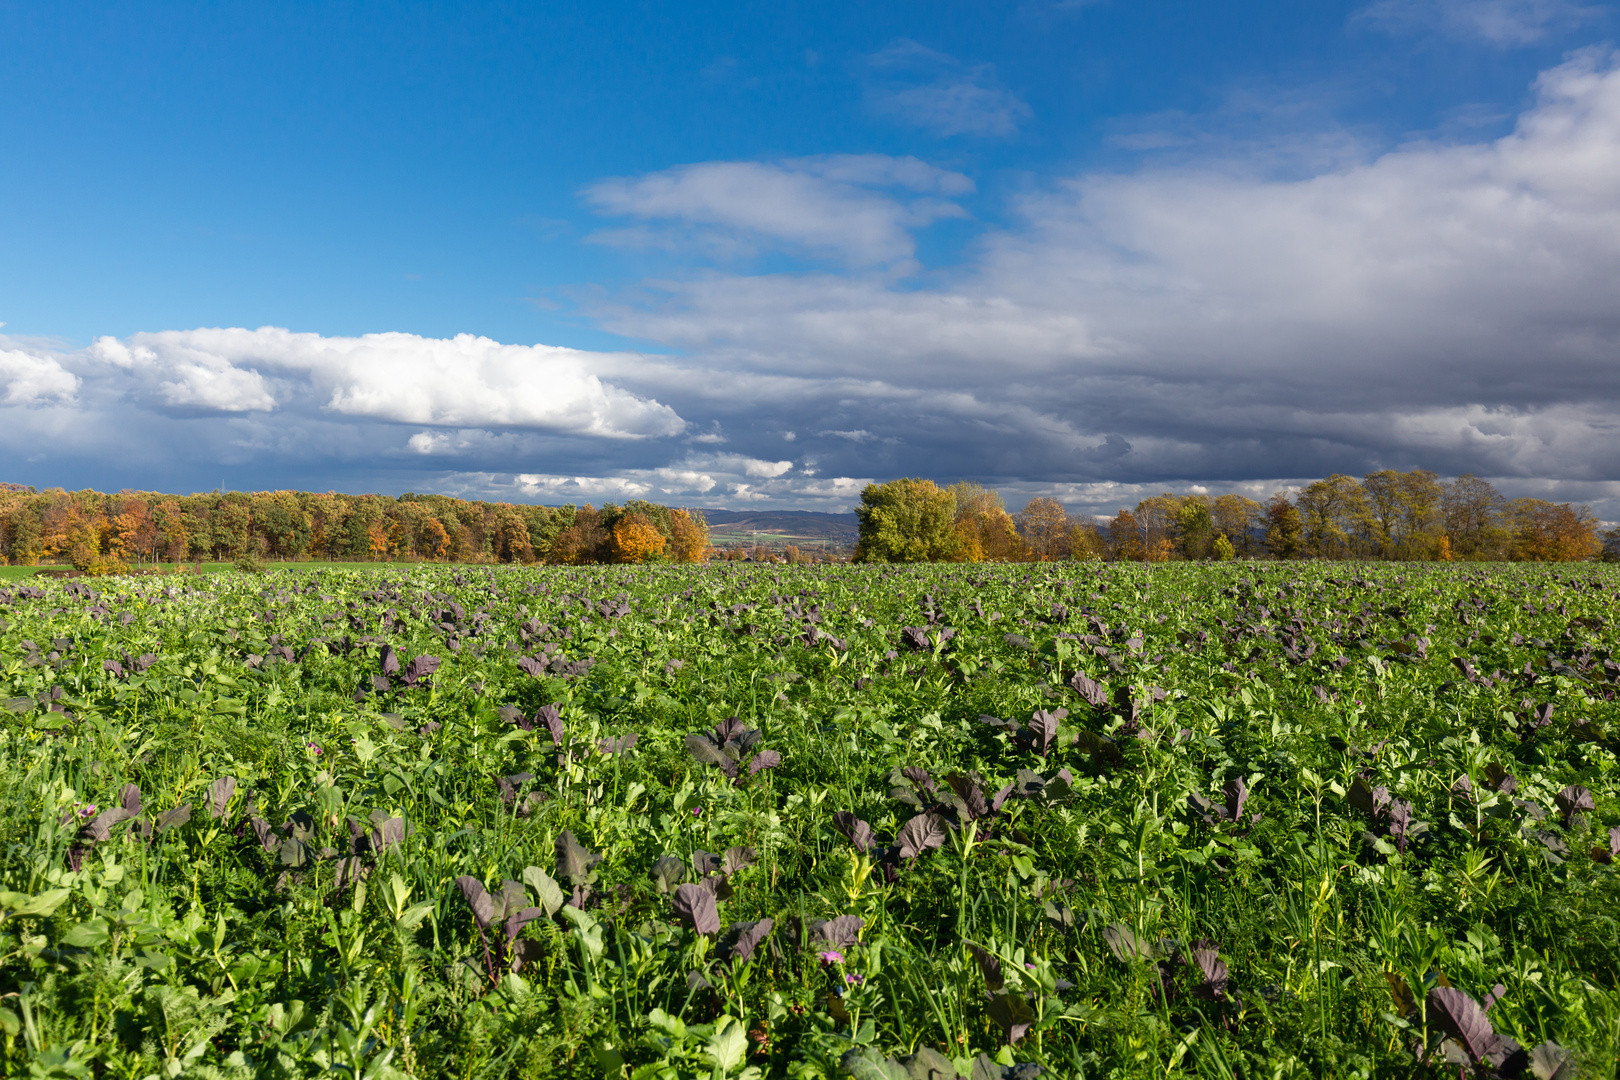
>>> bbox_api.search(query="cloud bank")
[581,49,1620,511]
[88,327,685,437]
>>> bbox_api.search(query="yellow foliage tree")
[946,483,1024,561]
[1069,521,1106,561]
[611,513,667,563]
[667,509,708,562]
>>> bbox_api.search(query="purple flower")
[844,973,864,986]
[817,950,843,965]
[306,742,322,756]
[691,806,702,817]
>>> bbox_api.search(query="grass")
[0,560,1616,1079]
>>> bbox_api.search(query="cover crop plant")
[0,562,1617,1078]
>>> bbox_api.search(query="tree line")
[854,472,1613,564]
[0,485,708,572]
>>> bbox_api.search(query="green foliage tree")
[854,478,959,562]
[1175,498,1215,559]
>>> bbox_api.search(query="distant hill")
[697,509,859,544]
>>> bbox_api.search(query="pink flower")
[844,973,863,986]
[691,807,702,816]
[817,950,843,965]
[79,804,97,819]
[306,742,322,756]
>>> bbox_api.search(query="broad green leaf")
[62,917,111,948]
[705,1015,749,1073]
[521,865,566,917]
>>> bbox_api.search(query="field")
[706,534,846,553]
[0,564,463,582]
[1,562,1618,1079]
[698,511,859,554]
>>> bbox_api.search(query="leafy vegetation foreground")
[1,563,1618,1079]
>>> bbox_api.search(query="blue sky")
[4,0,1620,516]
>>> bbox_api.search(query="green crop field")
[0,563,475,583]
[1,562,1617,1079]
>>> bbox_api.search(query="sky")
[3,0,1620,518]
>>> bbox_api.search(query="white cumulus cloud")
[91,326,685,438]
[0,347,80,407]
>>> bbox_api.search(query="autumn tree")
[611,512,666,563]
[1211,494,1265,557]
[1015,497,1072,561]
[1133,495,1180,562]
[947,483,1023,562]
[42,494,103,570]
[1363,469,1444,559]
[2,492,45,565]
[1106,509,1144,561]
[109,496,159,563]
[854,479,959,563]
[1508,500,1600,562]
[252,491,312,560]
[550,505,609,564]
[493,511,536,563]
[1265,494,1303,558]
[417,516,452,560]
[1068,520,1106,560]
[149,499,189,562]
[1443,475,1509,560]
[1296,474,1372,558]
[667,508,709,562]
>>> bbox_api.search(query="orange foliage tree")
[1510,500,1601,562]
[611,512,666,563]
